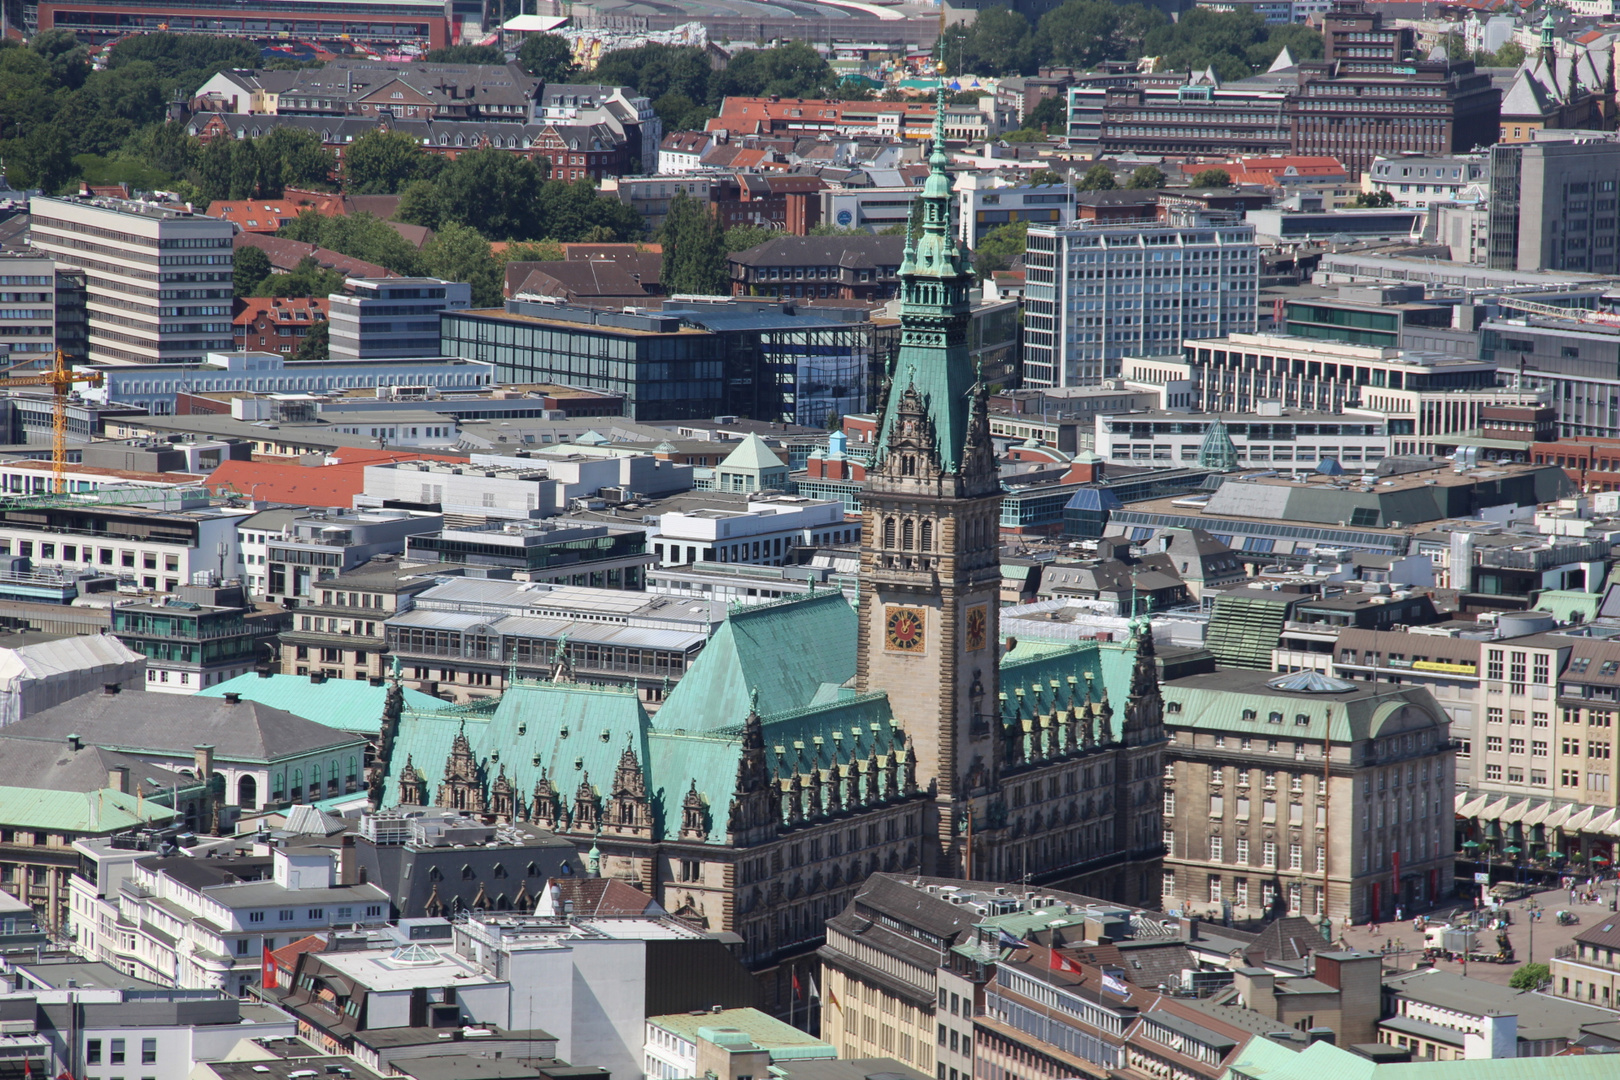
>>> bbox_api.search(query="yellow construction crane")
[0,351,103,494]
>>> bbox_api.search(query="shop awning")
[1481,795,1512,820]
[1567,806,1598,832]
[1545,804,1574,830]
[1590,809,1618,834]
[1522,802,1552,827]
[1500,799,1531,825]
[1458,792,1489,817]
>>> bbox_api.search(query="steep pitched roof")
[718,433,787,473]
[2,691,362,763]
[652,593,856,734]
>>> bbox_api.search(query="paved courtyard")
[1327,882,1620,986]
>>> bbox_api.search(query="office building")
[953,176,1074,248]
[1096,408,1391,470]
[651,495,853,568]
[40,0,452,46]
[71,842,392,995]
[328,277,470,360]
[404,520,651,587]
[0,254,72,368]
[28,196,235,366]
[728,235,904,304]
[1488,133,1620,273]
[1480,314,1620,439]
[273,560,441,681]
[113,582,285,693]
[1023,214,1260,387]
[88,350,492,416]
[1162,668,1455,923]
[1170,331,1544,454]
[263,507,442,607]
[1066,70,1291,159]
[1287,1,1500,178]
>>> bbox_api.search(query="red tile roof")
[235,233,397,280]
[233,296,330,328]
[210,450,460,505]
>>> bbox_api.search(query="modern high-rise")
[1022,213,1259,387]
[1488,133,1620,273]
[0,254,70,368]
[327,276,471,360]
[28,196,235,366]
[1289,1,1500,178]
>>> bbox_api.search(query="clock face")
[966,605,988,652]
[885,606,927,652]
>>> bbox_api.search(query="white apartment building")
[1023,213,1260,387]
[28,196,235,366]
[1161,332,1549,454]
[327,277,471,361]
[1365,154,1489,207]
[651,496,855,567]
[1094,406,1392,470]
[70,841,390,996]
[954,173,1075,248]
[0,497,249,592]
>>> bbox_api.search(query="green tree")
[29,29,91,90]
[126,121,198,178]
[1076,163,1117,191]
[1509,963,1549,990]
[534,178,644,242]
[1126,164,1165,190]
[938,7,1036,76]
[434,148,546,240]
[973,221,1027,279]
[9,124,73,191]
[1252,22,1324,69]
[503,239,566,263]
[592,44,710,106]
[261,127,337,192]
[1000,128,1049,143]
[1351,190,1395,208]
[1026,95,1066,131]
[517,34,580,83]
[419,222,503,307]
[713,41,835,101]
[660,191,727,296]
[423,44,505,64]
[105,33,258,85]
[395,179,447,232]
[279,211,422,275]
[1191,168,1232,188]
[256,256,345,299]
[723,224,775,253]
[233,244,272,298]
[1028,168,1065,186]
[344,129,433,194]
[652,91,716,134]
[1482,40,1526,67]
[291,319,329,363]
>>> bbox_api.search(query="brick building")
[234,296,329,354]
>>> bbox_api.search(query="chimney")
[257,667,272,678]
[194,744,216,778]
[108,767,130,794]
[338,834,358,886]
[369,676,385,687]
[310,672,327,684]
[67,733,83,752]
[102,682,121,695]
[223,692,242,705]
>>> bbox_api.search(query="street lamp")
[1526,904,1542,965]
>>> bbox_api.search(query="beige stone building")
[1162,669,1456,924]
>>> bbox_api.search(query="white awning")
[1481,795,1512,820]
[1499,798,1532,825]
[1522,801,1552,827]
[1544,805,1573,830]
[1458,792,1489,817]
[1567,806,1597,831]
[1590,809,1618,834]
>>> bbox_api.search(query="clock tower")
[854,83,1002,875]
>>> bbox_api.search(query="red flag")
[792,970,802,1000]
[1049,947,1082,974]
[25,1058,31,1079]
[262,945,276,989]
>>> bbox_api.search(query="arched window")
[883,518,896,548]
[902,520,915,549]
[311,764,321,790]
[920,521,933,551]
[237,775,258,809]
[291,769,303,801]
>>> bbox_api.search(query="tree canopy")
[973,221,1027,279]
[1191,168,1233,188]
[1509,963,1549,990]
[1076,163,1117,191]
[938,2,1322,80]
[517,34,580,83]
[1126,164,1165,190]
[423,44,505,65]
[591,40,835,133]
[660,191,728,296]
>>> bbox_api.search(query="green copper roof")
[719,433,787,473]
[1228,1032,1620,1080]
[199,674,445,735]
[1161,670,1444,744]
[0,785,178,833]
[878,79,977,474]
[383,679,648,810]
[648,1007,835,1054]
[653,593,857,734]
